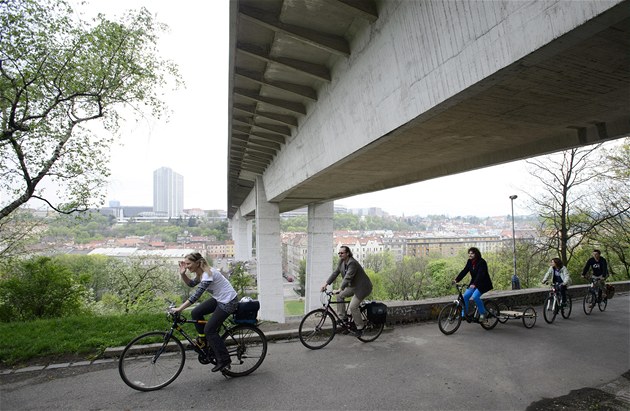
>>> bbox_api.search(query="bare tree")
[0,209,47,260]
[589,139,630,278]
[527,144,629,267]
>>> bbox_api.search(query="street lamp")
[509,195,521,289]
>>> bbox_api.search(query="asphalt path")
[2,294,629,411]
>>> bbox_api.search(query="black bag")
[365,302,387,324]
[234,300,260,324]
[606,284,615,299]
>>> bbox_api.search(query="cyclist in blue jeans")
[452,247,494,322]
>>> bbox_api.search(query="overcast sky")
[72,0,619,218]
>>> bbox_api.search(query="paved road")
[2,295,629,410]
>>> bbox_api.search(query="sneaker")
[479,313,486,323]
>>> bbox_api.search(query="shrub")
[0,257,90,322]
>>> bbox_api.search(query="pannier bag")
[234,300,260,324]
[365,302,388,324]
[606,284,615,299]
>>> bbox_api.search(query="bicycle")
[542,282,572,324]
[437,284,500,335]
[118,304,268,391]
[298,290,386,349]
[583,277,607,315]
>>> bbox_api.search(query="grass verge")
[1,300,304,366]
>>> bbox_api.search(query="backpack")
[365,302,388,324]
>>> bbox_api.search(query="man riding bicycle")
[321,246,373,336]
[581,249,609,301]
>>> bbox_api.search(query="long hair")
[468,247,482,259]
[340,246,353,258]
[551,257,563,269]
[185,252,211,272]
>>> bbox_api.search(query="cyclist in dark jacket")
[453,247,493,322]
[581,249,609,298]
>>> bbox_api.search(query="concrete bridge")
[226,0,630,321]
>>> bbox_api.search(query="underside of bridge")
[227,0,630,218]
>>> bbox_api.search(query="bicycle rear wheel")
[299,308,336,349]
[583,293,595,315]
[357,307,384,342]
[222,324,267,377]
[543,296,557,324]
[480,301,499,330]
[118,331,185,391]
[561,294,572,319]
[598,297,608,312]
[438,302,462,335]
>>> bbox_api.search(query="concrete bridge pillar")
[254,176,284,323]
[306,201,334,312]
[232,209,250,262]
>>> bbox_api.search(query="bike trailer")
[366,302,388,324]
[234,300,260,324]
[606,284,615,299]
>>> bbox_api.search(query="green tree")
[297,259,306,297]
[382,256,429,300]
[0,0,180,221]
[363,251,395,273]
[99,257,177,314]
[229,261,252,298]
[0,256,91,321]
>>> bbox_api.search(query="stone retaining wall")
[382,281,630,325]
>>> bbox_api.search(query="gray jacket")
[326,257,373,299]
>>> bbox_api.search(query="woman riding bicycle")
[541,258,571,307]
[170,252,238,373]
[452,247,493,322]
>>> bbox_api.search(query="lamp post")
[509,195,521,289]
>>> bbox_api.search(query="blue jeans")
[462,288,486,317]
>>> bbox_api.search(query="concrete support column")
[254,176,284,323]
[246,219,253,260]
[306,202,334,312]
[232,209,249,262]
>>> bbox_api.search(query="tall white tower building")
[153,167,184,217]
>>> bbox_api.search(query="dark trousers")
[554,283,567,304]
[191,298,231,363]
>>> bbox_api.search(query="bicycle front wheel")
[299,309,336,349]
[583,293,595,315]
[438,302,462,335]
[561,294,572,319]
[543,296,557,324]
[480,301,499,330]
[357,307,384,343]
[222,324,267,377]
[118,331,185,392]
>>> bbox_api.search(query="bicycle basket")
[606,284,615,299]
[365,302,387,324]
[233,300,260,324]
